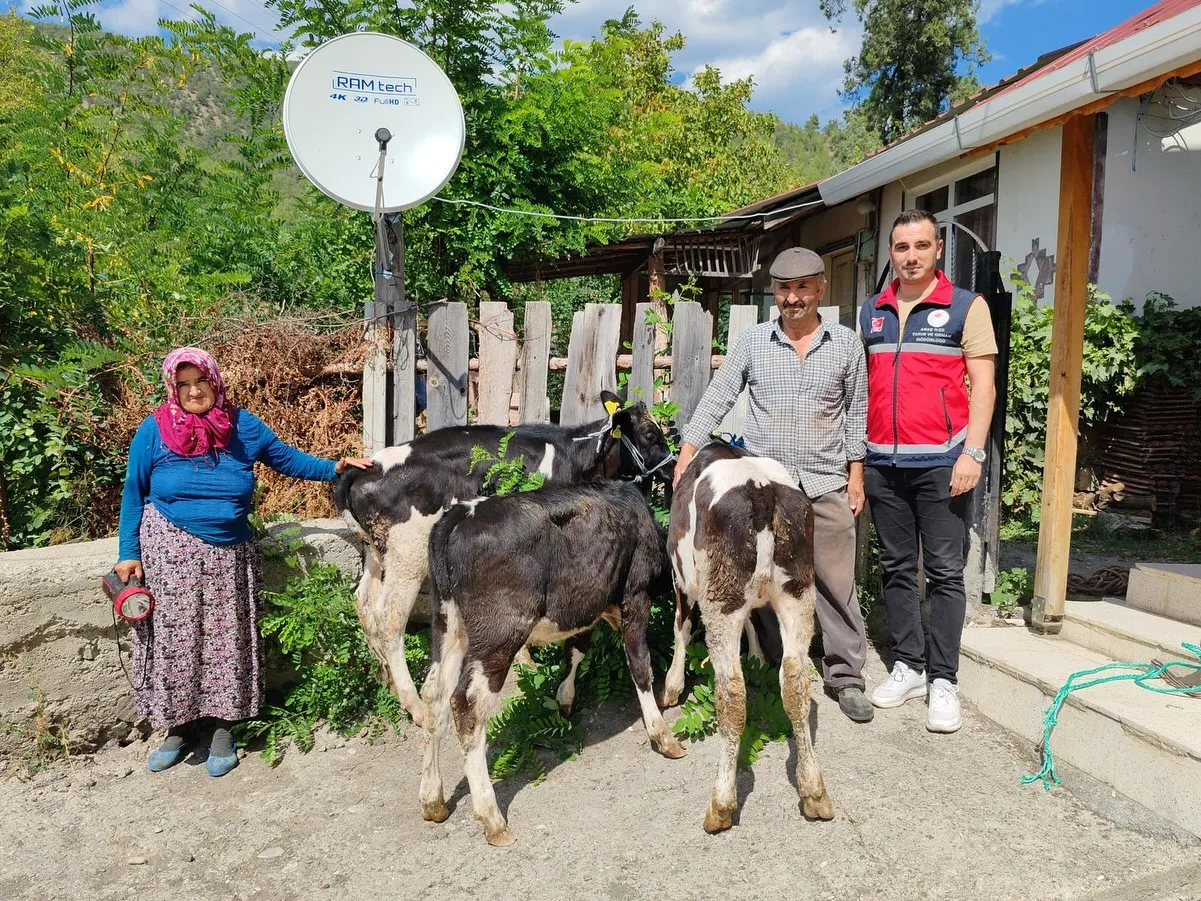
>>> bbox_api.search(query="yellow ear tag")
[610,426,622,439]
[603,399,621,415]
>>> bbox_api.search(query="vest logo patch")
[870,317,884,333]
[927,309,950,328]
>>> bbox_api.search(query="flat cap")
[769,247,824,280]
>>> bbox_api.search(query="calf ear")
[600,389,622,416]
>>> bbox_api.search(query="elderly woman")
[115,347,371,777]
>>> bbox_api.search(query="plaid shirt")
[681,318,868,498]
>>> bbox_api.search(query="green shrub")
[238,562,420,765]
[1003,279,1139,521]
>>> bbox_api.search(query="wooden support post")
[363,220,391,453]
[389,220,416,446]
[1031,113,1095,635]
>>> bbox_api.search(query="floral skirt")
[131,504,265,731]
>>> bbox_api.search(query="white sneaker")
[870,661,927,709]
[926,679,962,733]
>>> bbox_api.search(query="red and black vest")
[859,271,975,469]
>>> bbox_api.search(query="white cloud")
[699,26,857,109]
[550,0,861,123]
[978,0,1032,24]
[72,0,284,43]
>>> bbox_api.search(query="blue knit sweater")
[118,409,337,560]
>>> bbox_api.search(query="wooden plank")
[387,221,416,446]
[628,302,657,408]
[560,304,622,427]
[717,304,759,438]
[1032,113,1095,635]
[476,301,518,425]
[647,252,670,352]
[669,301,714,434]
[518,301,552,424]
[363,217,393,452]
[425,301,470,431]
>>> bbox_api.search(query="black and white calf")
[419,481,686,846]
[335,391,674,726]
[666,442,835,833]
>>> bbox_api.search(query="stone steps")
[1127,563,1201,627]
[959,621,1201,839]
[1061,597,1200,666]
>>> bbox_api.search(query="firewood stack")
[1093,387,1201,523]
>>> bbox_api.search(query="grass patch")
[1001,513,1200,563]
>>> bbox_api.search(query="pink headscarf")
[153,347,234,457]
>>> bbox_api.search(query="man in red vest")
[859,209,997,733]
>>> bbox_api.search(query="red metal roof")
[986,0,1201,104]
[863,0,1201,158]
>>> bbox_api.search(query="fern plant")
[237,562,421,765]
[468,431,546,495]
[671,648,794,766]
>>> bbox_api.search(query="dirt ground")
[3,650,1200,901]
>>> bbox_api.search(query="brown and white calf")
[666,441,835,833]
[334,392,675,726]
[419,481,686,846]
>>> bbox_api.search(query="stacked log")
[1093,387,1201,521]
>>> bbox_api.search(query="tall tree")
[821,0,989,143]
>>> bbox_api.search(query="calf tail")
[333,462,383,539]
[426,509,462,618]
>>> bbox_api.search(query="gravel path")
[3,651,1199,901]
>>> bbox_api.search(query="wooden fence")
[356,300,758,450]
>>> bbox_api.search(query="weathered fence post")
[389,220,416,446]
[560,303,622,426]
[476,301,518,426]
[425,301,469,430]
[669,301,713,434]
[628,302,657,407]
[717,304,758,437]
[519,301,552,424]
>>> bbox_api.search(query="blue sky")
[33,0,1156,125]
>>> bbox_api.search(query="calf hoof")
[802,793,835,821]
[702,800,735,834]
[655,737,687,760]
[658,687,682,708]
[557,700,575,718]
[484,826,516,847]
[422,798,451,823]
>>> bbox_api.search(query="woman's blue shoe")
[206,743,239,777]
[147,744,185,773]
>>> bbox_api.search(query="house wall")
[876,181,904,287]
[996,126,1063,306]
[1096,96,1201,310]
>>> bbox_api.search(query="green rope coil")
[1021,642,1201,790]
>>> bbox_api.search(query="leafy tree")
[820,0,989,143]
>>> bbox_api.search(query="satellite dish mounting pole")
[370,128,417,445]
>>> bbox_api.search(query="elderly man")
[673,246,872,723]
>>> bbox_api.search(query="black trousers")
[865,465,969,684]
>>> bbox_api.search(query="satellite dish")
[282,32,465,213]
